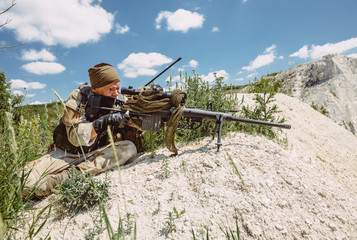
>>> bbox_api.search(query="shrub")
[57,166,109,214]
[239,77,286,139]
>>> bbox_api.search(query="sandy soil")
[21,93,357,240]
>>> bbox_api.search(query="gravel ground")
[23,94,357,240]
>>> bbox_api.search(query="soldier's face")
[92,81,120,100]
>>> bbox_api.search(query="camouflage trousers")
[23,140,137,197]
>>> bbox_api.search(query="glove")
[93,112,128,135]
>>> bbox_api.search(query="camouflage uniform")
[23,84,137,197]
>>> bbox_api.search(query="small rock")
[301,229,310,237]
[243,220,262,237]
[214,159,222,166]
[147,175,155,181]
[261,196,270,207]
[278,200,288,208]
[335,215,346,224]
[318,191,326,197]
[275,224,284,231]
[184,220,190,227]
[328,222,337,231]
[266,179,274,187]
[202,161,216,169]
[305,218,312,226]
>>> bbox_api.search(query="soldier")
[23,63,138,197]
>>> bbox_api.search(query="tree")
[0,72,23,133]
[0,0,24,53]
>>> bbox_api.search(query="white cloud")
[348,53,357,58]
[21,49,56,61]
[0,0,114,47]
[242,45,277,71]
[13,90,36,98]
[201,70,229,83]
[242,0,249,3]
[247,72,258,79]
[10,79,46,90]
[22,62,66,75]
[290,38,357,59]
[165,75,182,85]
[189,60,199,68]
[289,45,309,59]
[12,90,25,96]
[30,101,46,105]
[155,9,204,33]
[165,75,187,91]
[118,52,173,78]
[310,38,357,59]
[212,26,219,32]
[75,81,86,86]
[115,23,130,34]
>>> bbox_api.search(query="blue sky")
[0,0,356,105]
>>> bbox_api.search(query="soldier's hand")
[93,112,128,135]
[109,112,129,128]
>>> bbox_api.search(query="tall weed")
[0,71,62,238]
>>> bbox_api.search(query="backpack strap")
[77,83,91,114]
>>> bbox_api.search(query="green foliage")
[192,227,210,240]
[142,129,165,152]
[239,77,286,139]
[160,157,170,179]
[266,72,280,77]
[191,209,241,240]
[311,101,329,116]
[219,209,241,240]
[172,72,240,144]
[142,72,239,151]
[142,73,285,152]
[247,77,282,94]
[164,207,186,236]
[0,72,23,133]
[0,71,59,239]
[58,166,109,214]
[227,152,246,190]
[85,206,136,240]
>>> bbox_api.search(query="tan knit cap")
[88,64,120,89]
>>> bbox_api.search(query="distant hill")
[274,53,357,135]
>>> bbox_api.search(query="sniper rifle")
[85,88,291,152]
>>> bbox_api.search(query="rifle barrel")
[183,107,291,129]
